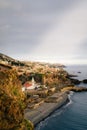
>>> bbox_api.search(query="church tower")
[32,77,35,86]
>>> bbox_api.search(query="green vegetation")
[43,70,71,88]
[0,70,34,130]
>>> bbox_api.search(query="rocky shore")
[24,86,87,128]
[61,86,87,92]
[24,92,69,126]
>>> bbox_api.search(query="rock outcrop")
[61,86,87,92]
[83,79,87,83]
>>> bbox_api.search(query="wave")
[35,92,74,130]
[35,115,53,130]
[64,91,74,108]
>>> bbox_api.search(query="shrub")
[0,70,33,130]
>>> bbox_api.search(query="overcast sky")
[0,0,87,65]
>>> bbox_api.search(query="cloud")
[0,1,10,8]
[31,0,87,63]
[78,39,87,56]
[0,0,22,11]
[1,0,77,54]
[0,0,87,64]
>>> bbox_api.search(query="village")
[16,62,70,110]
[0,53,71,112]
[22,76,57,109]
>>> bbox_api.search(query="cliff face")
[0,70,33,130]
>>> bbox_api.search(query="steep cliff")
[0,70,34,130]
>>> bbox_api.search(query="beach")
[24,92,69,126]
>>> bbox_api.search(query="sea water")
[35,65,87,130]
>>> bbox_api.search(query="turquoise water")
[36,65,87,130]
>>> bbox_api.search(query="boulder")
[70,78,81,85]
[83,79,87,83]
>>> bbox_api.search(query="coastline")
[24,92,69,127]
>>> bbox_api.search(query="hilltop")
[0,53,25,66]
[0,53,65,68]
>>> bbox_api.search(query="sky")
[0,0,87,65]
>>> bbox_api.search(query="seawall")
[24,92,69,126]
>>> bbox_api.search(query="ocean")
[35,65,87,130]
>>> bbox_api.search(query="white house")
[22,77,36,91]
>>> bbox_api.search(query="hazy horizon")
[0,0,87,65]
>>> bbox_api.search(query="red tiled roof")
[24,82,32,88]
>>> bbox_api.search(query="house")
[24,82,35,90]
[23,77,36,91]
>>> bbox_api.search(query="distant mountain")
[0,53,25,66]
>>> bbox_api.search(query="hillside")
[0,53,71,87]
[0,69,34,130]
[0,53,14,61]
[0,53,25,66]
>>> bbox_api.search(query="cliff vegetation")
[0,70,33,130]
